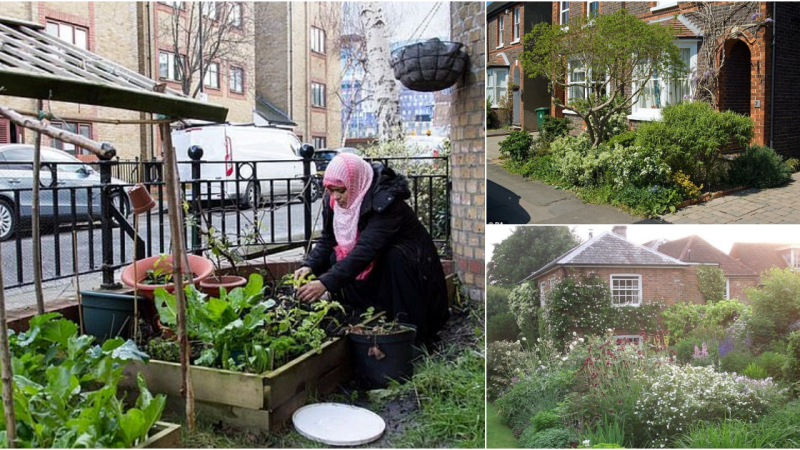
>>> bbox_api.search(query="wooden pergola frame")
[0,15,228,442]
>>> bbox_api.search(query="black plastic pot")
[348,324,417,388]
[81,291,148,342]
[390,38,469,92]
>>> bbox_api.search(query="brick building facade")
[549,1,800,158]
[450,1,485,302]
[255,2,342,149]
[486,2,551,131]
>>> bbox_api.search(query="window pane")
[46,22,58,37]
[61,24,74,44]
[159,53,169,79]
[74,28,87,49]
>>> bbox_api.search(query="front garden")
[488,266,800,448]
[500,102,799,217]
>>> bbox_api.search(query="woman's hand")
[297,280,328,303]
[294,266,312,280]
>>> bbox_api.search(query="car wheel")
[110,189,131,218]
[241,181,260,209]
[310,177,323,202]
[0,198,16,242]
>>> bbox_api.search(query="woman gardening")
[294,153,449,344]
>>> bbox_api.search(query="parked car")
[313,147,359,173]
[173,124,320,208]
[0,144,130,241]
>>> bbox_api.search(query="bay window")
[487,67,508,107]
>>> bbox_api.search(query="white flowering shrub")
[487,340,535,400]
[604,143,671,189]
[508,282,540,340]
[634,365,788,447]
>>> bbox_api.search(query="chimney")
[612,226,627,239]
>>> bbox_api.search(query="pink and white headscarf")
[323,153,375,280]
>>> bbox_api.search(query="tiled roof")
[524,231,687,281]
[655,235,757,277]
[488,53,510,67]
[730,243,791,277]
[662,18,695,37]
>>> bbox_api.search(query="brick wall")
[450,2,484,302]
[770,2,800,158]
[721,40,752,117]
[729,277,758,303]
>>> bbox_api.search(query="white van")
[173,124,319,207]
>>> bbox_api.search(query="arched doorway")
[722,40,751,117]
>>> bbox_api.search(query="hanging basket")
[390,38,469,92]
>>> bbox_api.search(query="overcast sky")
[389,2,450,41]
[487,225,800,264]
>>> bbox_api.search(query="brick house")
[548,1,800,158]
[486,2,551,130]
[646,235,759,301]
[524,226,706,312]
[730,242,800,281]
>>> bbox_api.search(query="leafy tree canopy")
[521,9,684,147]
[488,226,580,286]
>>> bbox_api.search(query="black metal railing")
[0,154,450,290]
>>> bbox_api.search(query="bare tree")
[160,2,254,98]
[684,2,771,107]
[360,2,403,141]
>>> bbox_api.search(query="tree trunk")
[159,123,195,431]
[31,99,44,315]
[360,2,403,142]
[0,248,16,447]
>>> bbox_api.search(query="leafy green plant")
[581,415,626,448]
[727,144,793,189]
[696,265,727,302]
[0,313,165,448]
[538,116,573,149]
[154,273,345,373]
[499,130,535,162]
[743,362,769,380]
[676,419,797,449]
[519,427,577,449]
[755,351,788,381]
[143,254,173,285]
[605,130,636,149]
[720,350,751,375]
[531,410,561,433]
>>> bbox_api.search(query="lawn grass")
[487,401,519,448]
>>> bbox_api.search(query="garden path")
[659,172,800,224]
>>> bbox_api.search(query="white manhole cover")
[292,403,386,446]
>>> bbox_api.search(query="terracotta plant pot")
[199,275,248,297]
[128,183,156,215]
[120,254,214,300]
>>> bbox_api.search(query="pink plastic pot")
[120,254,214,299]
[199,275,248,297]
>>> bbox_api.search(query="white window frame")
[487,67,509,108]
[588,1,599,18]
[560,1,570,25]
[203,62,220,89]
[610,274,642,307]
[158,51,183,81]
[311,82,326,107]
[725,278,731,299]
[512,8,521,43]
[566,60,608,106]
[614,335,643,348]
[46,20,88,50]
[229,3,242,27]
[651,1,679,12]
[229,67,244,93]
[497,15,505,47]
[629,40,698,121]
[311,26,326,54]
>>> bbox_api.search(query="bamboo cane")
[31,99,44,315]
[0,245,17,447]
[159,122,195,431]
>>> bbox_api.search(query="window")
[652,1,679,11]
[631,41,697,119]
[229,67,244,93]
[204,62,220,89]
[726,278,731,299]
[567,62,587,102]
[159,1,182,9]
[51,122,92,156]
[614,335,643,346]
[311,26,326,54]
[512,8,521,42]
[159,51,183,81]
[588,1,599,17]
[202,2,217,19]
[45,20,88,50]
[311,82,326,107]
[497,15,504,47]
[560,1,570,25]
[313,136,326,150]
[487,67,508,107]
[610,274,642,306]
[229,3,242,27]
[791,249,800,270]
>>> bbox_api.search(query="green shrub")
[487,97,500,129]
[635,101,754,187]
[785,332,800,386]
[720,350,751,375]
[500,130,535,162]
[674,337,703,365]
[662,303,706,343]
[676,419,796,449]
[755,351,788,381]
[487,340,529,400]
[487,284,512,319]
[728,144,793,188]
[550,135,600,186]
[531,410,562,433]
[496,369,575,434]
[748,268,800,347]
[743,362,769,380]
[606,130,636,149]
[696,265,726,303]
[539,115,573,145]
[705,299,749,328]
[488,312,522,343]
[519,427,577,449]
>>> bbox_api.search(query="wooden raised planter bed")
[137,421,182,448]
[123,332,356,432]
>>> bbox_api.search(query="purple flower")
[765,18,773,23]
[719,337,734,357]
[751,12,760,20]
[703,70,712,79]
[683,94,691,101]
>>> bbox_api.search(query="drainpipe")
[288,3,293,120]
[769,2,776,148]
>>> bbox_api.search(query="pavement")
[659,172,800,224]
[486,134,647,224]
